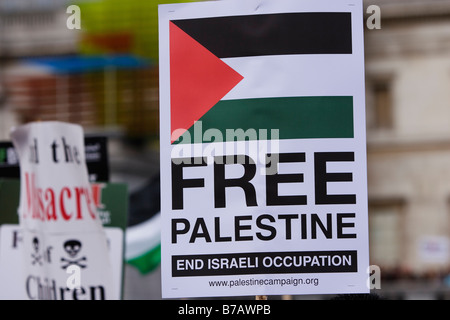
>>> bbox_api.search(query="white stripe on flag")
[125,213,161,260]
[222,55,358,100]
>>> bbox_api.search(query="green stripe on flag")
[125,213,161,274]
[175,96,353,144]
[127,244,161,274]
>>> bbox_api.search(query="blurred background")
[1,0,450,299]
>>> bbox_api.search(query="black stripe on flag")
[171,12,352,58]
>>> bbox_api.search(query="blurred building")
[364,0,450,281]
[3,55,158,138]
[0,0,75,138]
[0,0,159,141]
[0,0,77,57]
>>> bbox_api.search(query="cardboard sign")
[0,134,126,299]
[0,180,127,300]
[8,122,117,299]
[159,0,369,298]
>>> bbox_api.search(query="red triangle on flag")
[170,22,243,143]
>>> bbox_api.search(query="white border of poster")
[159,0,369,298]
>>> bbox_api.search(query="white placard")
[10,122,116,299]
[159,0,369,298]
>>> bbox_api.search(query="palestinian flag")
[170,12,354,144]
[126,215,161,274]
[125,175,161,274]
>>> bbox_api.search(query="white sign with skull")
[9,122,116,300]
[0,224,123,300]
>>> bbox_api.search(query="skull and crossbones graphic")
[60,239,87,269]
[31,237,43,266]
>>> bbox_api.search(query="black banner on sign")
[172,250,357,277]
[0,142,20,178]
[0,136,109,182]
[84,136,110,182]
[172,12,352,58]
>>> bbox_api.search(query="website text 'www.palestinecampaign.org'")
[209,276,319,288]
